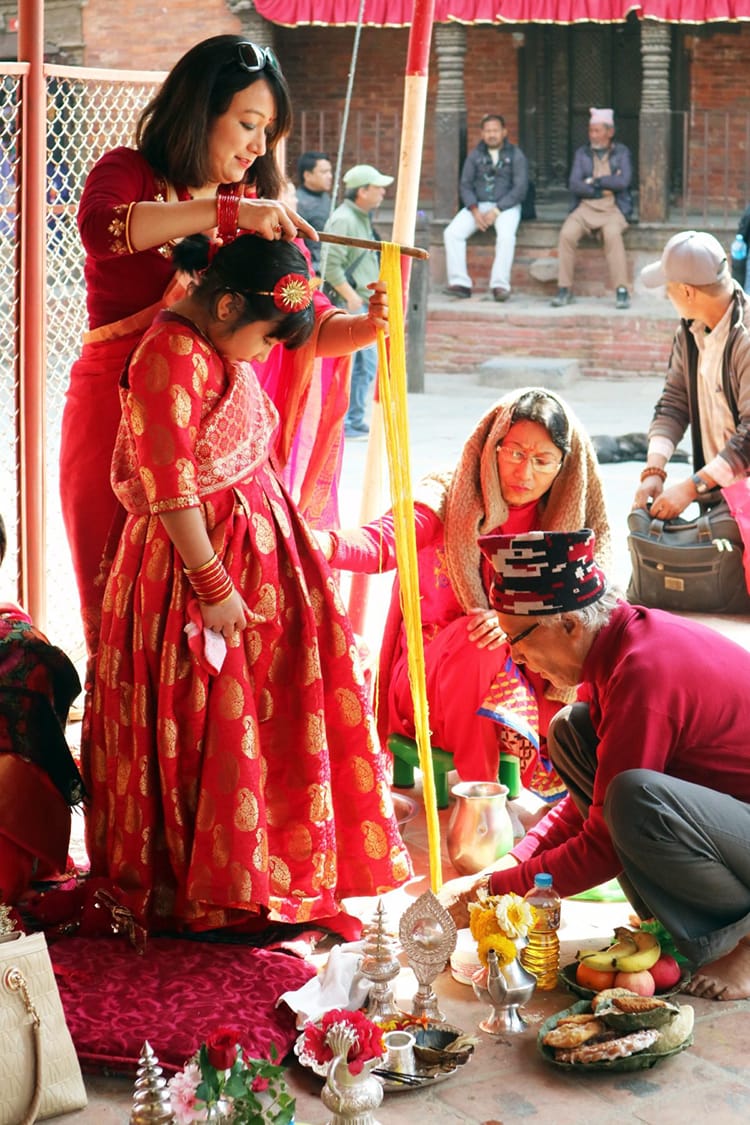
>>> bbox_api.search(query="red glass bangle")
[184,553,234,605]
[216,189,241,246]
[185,552,219,576]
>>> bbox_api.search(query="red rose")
[205,1027,241,1071]
[310,1009,384,1075]
[346,1011,384,1074]
[251,1075,270,1092]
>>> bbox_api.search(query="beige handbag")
[0,930,87,1124]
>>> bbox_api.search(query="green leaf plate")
[538,999,693,1072]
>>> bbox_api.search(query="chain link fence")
[1,65,163,665]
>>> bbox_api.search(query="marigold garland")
[468,891,535,968]
[477,933,518,969]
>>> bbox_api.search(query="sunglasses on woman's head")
[236,42,280,74]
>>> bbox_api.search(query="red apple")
[613,969,656,996]
[649,953,682,992]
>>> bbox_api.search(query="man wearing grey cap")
[633,230,750,523]
[323,163,394,439]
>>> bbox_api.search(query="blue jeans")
[344,337,377,430]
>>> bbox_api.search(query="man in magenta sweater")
[439,528,750,1001]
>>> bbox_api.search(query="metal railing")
[673,109,750,223]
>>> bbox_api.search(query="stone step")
[424,300,673,379]
[478,355,581,389]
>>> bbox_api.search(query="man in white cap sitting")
[551,107,633,310]
[438,528,750,1001]
[323,163,394,439]
[633,230,750,525]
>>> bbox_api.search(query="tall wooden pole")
[348,1,442,891]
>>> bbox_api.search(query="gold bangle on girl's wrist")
[184,552,219,576]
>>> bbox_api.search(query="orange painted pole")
[348,1,442,892]
[17,0,47,625]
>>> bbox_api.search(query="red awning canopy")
[253,0,750,26]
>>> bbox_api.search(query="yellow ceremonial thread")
[376,243,442,893]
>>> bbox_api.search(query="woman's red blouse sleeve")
[77,147,165,260]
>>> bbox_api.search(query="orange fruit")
[576,960,617,991]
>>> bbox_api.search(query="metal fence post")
[406,213,429,393]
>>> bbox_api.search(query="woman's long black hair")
[173,234,315,349]
[137,35,291,198]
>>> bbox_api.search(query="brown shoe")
[492,288,510,302]
[443,285,472,299]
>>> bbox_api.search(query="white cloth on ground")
[277,941,371,1026]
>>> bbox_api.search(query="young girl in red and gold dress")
[83,235,411,935]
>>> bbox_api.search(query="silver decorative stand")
[130,1041,174,1124]
[399,890,457,1021]
[360,899,401,1021]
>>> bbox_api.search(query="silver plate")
[374,1060,458,1094]
[376,1021,470,1095]
[294,1021,472,1097]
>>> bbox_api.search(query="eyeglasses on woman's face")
[236,42,280,74]
[497,443,563,475]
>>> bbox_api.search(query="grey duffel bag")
[626,499,750,614]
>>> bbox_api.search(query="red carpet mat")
[50,936,316,1074]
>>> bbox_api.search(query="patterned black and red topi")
[478,529,606,616]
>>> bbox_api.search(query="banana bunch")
[576,926,661,973]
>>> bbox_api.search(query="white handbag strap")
[4,965,43,1125]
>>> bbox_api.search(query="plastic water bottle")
[520,873,561,990]
[731,233,747,283]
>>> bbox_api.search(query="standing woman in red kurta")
[84,235,411,934]
[61,34,385,659]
